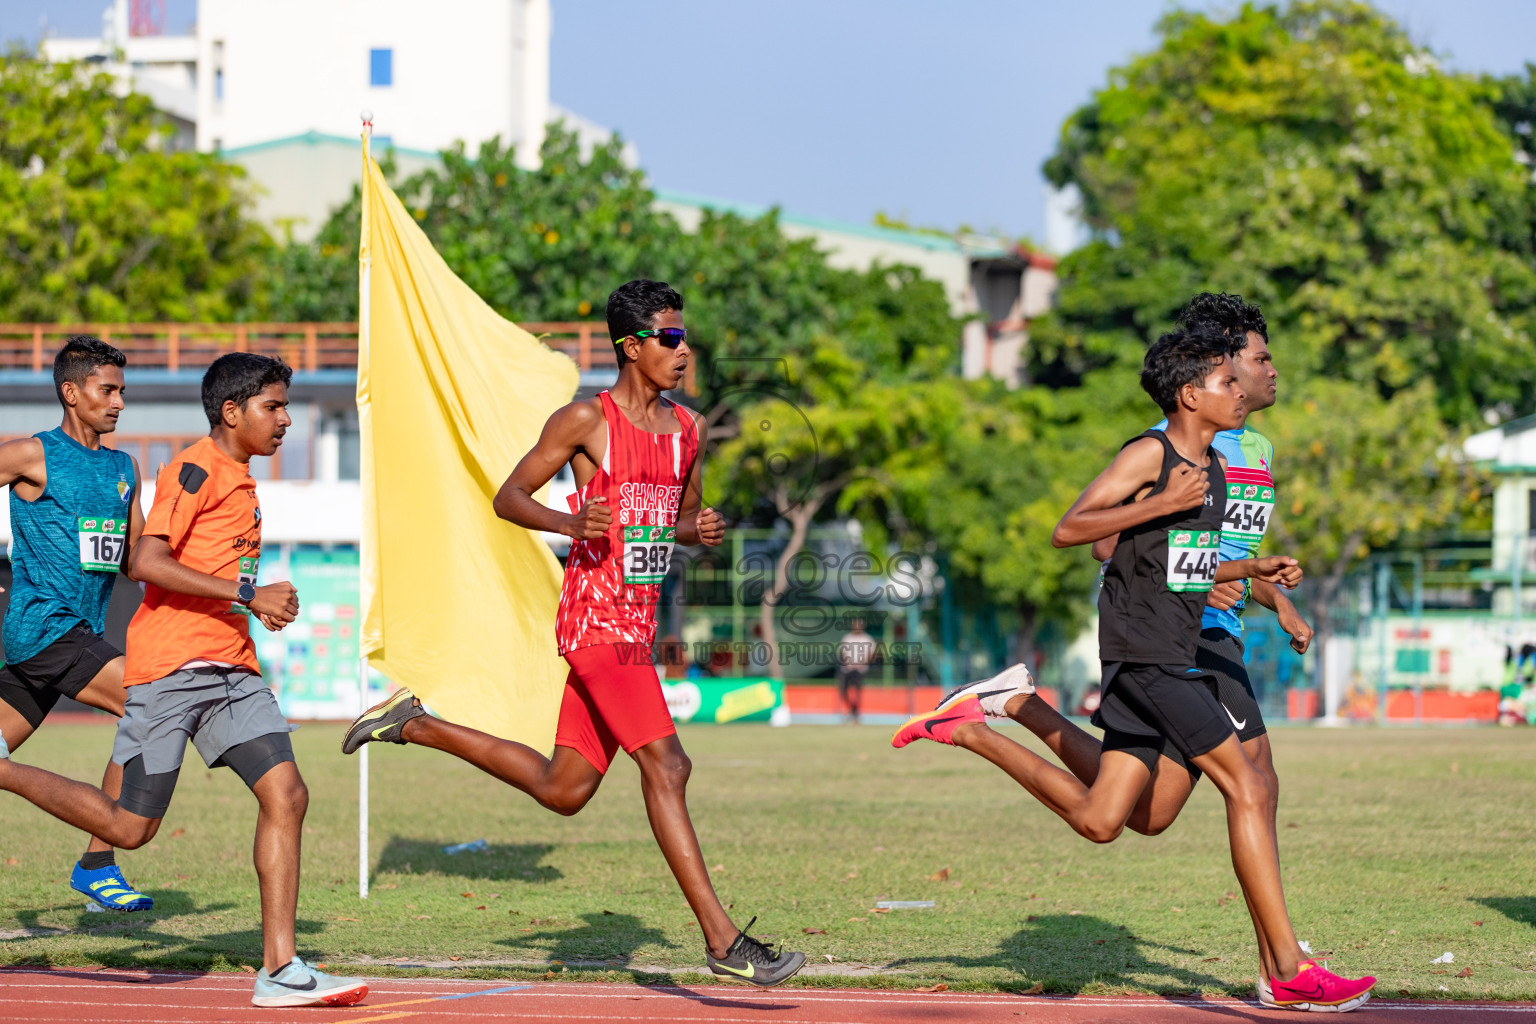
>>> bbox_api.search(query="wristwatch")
[236,582,257,606]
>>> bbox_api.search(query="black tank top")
[1097,430,1227,666]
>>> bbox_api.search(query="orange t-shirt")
[125,437,263,685]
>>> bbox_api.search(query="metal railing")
[0,433,299,480]
[0,321,694,390]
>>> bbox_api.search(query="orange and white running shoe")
[935,663,1034,717]
[891,695,984,749]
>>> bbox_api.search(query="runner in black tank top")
[1090,428,1235,770]
[891,324,1377,1009]
[1098,429,1225,665]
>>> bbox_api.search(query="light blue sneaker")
[70,861,153,912]
[251,957,368,1008]
[0,725,9,759]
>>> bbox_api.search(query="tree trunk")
[760,496,820,679]
[1309,574,1345,722]
[1014,600,1038,676]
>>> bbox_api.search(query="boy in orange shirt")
[0,354,366,1009]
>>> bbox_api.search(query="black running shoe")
[341,688,426,754]
[706,917,807,987]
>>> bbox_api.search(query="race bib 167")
[78,517,126,572]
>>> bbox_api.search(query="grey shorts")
[112,666,296,777]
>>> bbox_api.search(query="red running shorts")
[555,642,677,773]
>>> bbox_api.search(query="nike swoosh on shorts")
[1223,704,1247,731]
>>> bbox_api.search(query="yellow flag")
[357,143,577,747]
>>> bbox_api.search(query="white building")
[1466,415,1536,610]
[42,0,553,164]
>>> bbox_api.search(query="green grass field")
[1,719,1533,998]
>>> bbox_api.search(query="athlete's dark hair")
[1141,321,1234,414]
[1177,292,1267,354]
[606,279,684,368]
[201,353,293,427]
[53,335,127,407]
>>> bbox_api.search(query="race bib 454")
[1167,530,1221,593]
[1222,467,1275,545]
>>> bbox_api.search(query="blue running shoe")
[252,957,368,1007]
[70,861,153,912]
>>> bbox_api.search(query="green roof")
[654,188,992,256]
[221,131,441,162]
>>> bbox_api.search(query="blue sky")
[5,1,1533,242]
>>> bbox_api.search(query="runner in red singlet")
[343,280,806,987]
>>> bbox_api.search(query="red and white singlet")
[554,390,700,656]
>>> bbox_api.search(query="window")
[369,48,392,87]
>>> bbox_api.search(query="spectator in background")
[837,618,875,724]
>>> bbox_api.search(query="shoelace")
[730,917,783,965]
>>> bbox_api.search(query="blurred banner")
[661,677,786,724]
[357,145,578,747]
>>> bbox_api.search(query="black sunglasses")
[628,328,688,349]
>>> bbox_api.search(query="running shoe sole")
[251,982,368,1008]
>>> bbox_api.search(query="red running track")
[2,968,1533,1024]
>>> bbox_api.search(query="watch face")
[239,583,257,603]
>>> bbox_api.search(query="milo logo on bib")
[623,525,676,585]
[1167,530,1220,593]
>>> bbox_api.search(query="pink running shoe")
[891,695,983,749]
[1269,960,1375,1012]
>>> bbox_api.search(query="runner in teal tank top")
[0,337,151,912]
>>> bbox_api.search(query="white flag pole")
[357,110,374,902]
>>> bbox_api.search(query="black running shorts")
[1197,628,1267,743]
[1100,726,1199,782]
[1092,661,1235,767]
[0,624,123,728]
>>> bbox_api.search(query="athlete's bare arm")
[1215,555,1301,588]
[131,536,299,624]
[1250,578,1314,653]
[1052,438,1208,548]
[0,437,46,501]
[673,409,723,548]
[120,455,148,581]
[492,399,611,540]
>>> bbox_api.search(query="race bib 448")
[1167,530,1221,593]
